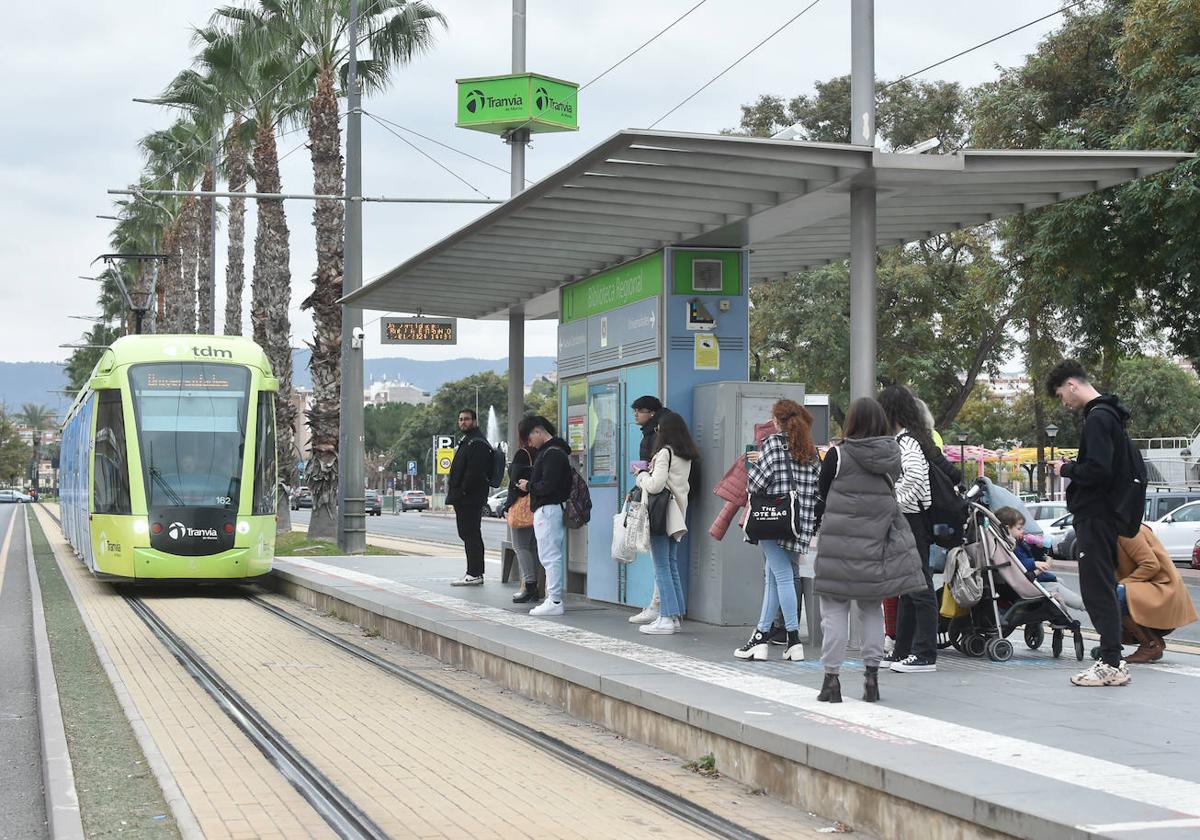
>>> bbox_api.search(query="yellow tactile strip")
[148,593,714,840]
[33,506,335,840]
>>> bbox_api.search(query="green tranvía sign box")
[456,73,579,134]
[560,251,664,323]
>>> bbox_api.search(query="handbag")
[505,449,534,529]
[623,496,651,554]
[612,500,639,563]
[639,449,676,536]
[743,444,802,542]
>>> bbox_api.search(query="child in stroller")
[939,479,1086,662]
[993,506,1085,613]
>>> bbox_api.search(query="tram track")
[39,504,771,840]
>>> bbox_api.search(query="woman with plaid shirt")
[734,400,821,662]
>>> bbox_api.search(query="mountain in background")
[0,354,557,418]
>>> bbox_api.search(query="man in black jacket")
[632,396,667,463]
[1046,359,1133,687]
[446,408,491,586]
[517,416,573,616]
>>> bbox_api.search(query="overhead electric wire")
[648,0,824,129]
[362,111,492,199]
[881,0,1089,89]
[361,112,520,182]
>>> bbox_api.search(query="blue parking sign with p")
[407,460,418,476]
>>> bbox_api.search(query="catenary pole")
[849,0,876,400]
[506,0,528,453]
[338,0,366,553]
[207,131,219,334]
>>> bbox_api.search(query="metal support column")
[338,0,366,553]
[849,0,877,400]
[506,0,528,451]
[207,131,219,334]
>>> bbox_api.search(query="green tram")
[60,335,279,580]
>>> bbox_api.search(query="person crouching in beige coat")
[1116,524,1198,663]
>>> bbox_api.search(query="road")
[291,507,510,552]
[0,505,48,839]
[1049,563,1200,645]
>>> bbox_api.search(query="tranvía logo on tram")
[167,521,220,541]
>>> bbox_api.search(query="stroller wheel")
[987,638,1014,662]
[1051,629,1064,658]
[964,633,988,658]
[1075,633,1087,662]
[1024,623,1045,650]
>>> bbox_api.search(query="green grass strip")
[276,530,404,556]
[28,512,181,840]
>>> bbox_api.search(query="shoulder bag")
[743,444,802,542]
[505,449,534,529]
[643,448,675,536]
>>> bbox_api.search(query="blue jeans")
[649,534,685,618]
[758,540,800,632]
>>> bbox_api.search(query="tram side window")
[94,390,132,514]
[252,393,277,515]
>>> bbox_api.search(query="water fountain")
[485,405,503,448]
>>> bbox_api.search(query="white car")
[486,489,508,518]
[1026,502,1068,531]
[0,489,32,503]
[1149,501,1200,566]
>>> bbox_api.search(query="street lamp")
[957,431,968,471]
[1045,423,1059,498]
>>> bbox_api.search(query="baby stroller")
[939,479,1085,662]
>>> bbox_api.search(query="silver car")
[0,489,32,503]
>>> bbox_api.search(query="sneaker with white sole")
[450,574,484,586]
[629,606,659,624]
[734,630,769,660]
[529,599,564,617]
[638,615,677,635]
[1071,660,1130,687]
[672,616,682,630]
[890,654,936,673]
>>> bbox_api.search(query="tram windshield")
[129,362,250,509]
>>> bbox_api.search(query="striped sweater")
[894,430,931,514]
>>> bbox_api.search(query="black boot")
[783,630,805,661]
[817,673,842,703]
[863,666,880,703]
[512,581,538,603]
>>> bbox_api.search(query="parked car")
[1144,489,1200,523]
[364,489,382,516]
[1048,513,1078,561]
[1192,539,1200,571]
[290,486,312,510]
[486,489,508,518]
[0,489,32,503]
[1149,501,1200,566]
[399,490,428,512]
[1026,502,1068,531]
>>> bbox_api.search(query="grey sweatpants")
[819,595,885,674]
[511,525,539,585]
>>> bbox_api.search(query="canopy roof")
[345,129,1191,319]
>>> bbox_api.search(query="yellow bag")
[940,585,968,619]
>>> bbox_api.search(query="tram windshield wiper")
[147,463,187,508]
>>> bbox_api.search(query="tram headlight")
[236,520,250,535]
[133,519,149,535]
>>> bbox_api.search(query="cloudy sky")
[0,0,1072,367]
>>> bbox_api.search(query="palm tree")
[16,404,55,493]
[253,0,445,540]
[208,8,309,532]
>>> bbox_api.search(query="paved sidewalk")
[272,551,1200,840]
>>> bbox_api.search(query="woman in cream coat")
[634,411,698,636]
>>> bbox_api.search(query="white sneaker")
[1071,660,1130,687]
[629,606,659,624]
[672,616,682,630]
[529,599,564,617]
[450,574,484,586]
[638,615,676,635]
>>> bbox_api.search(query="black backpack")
[471,437,507,489]
[1090,404,1147,538]
[901,433,967,549]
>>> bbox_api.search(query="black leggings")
[895,512,937,661]
[455,504,485,577]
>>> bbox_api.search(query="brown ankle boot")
[1123,617,1165,664]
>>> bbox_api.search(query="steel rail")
[248,595,771,840]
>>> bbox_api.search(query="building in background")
[364,379,432,406]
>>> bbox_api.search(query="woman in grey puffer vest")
[813,397,926,703]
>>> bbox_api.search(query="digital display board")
[381,317,457,345]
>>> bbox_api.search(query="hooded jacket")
[528,437,573,512]
[814,436,927,600]
[1062,395,1133,522]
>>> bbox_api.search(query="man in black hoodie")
[517,416,573,616]
[1046,359,1134,687]
[446,408,491,586]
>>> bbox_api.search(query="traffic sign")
[407,460,418,476]
[436,435,455,450]
[436,448,454,475]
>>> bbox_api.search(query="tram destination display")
[381,317,458,345]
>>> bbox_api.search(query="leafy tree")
[1112,356,1200,438]
[523,377,558,424]
[16,404,55,492]
[364,402,421,455]
[0,409,31,485]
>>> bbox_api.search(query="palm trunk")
[197,167,216,334]
[253,117,296,534]
[30,432,41,493]
[224,118,247,337]
[162,224,182,332]
[303,67,345,541]
[179,197,199,334]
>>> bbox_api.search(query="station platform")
[270,551,1200,840]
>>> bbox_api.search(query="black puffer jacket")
[502,447,534,515]
[529,437,573,512]
[446,427,491,508]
